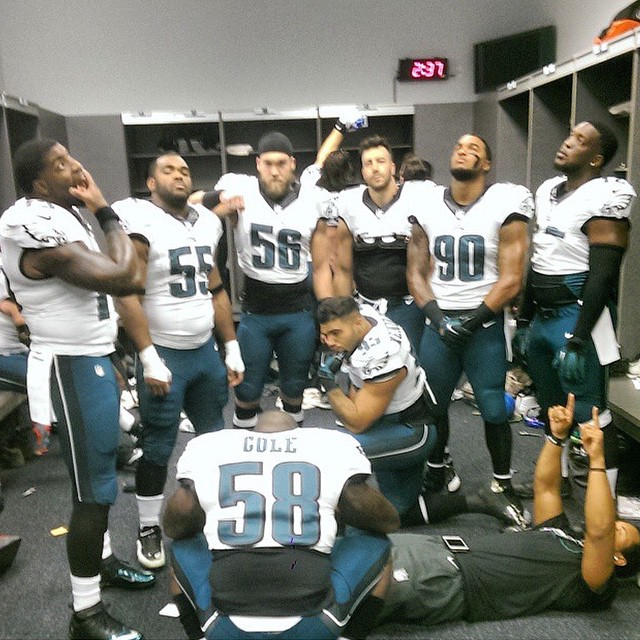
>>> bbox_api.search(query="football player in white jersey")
[318,135,435,350]
[0,139,152,640]
[316,296,436,522]
[163,410,399,640]
[112,153,245,571]
[407,134,533,525]
[512,121,637,499]
[192,132,322,430]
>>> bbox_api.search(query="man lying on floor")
[378,393,640,628]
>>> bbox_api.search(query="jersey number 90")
[218,460,321,547]
[434,234,485,281]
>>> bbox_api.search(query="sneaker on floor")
[302,387,332,410]
[512,476,572,500]
[69,602,143,640]
[422,465,446,494]
[100,555,156,589]
[477,487,529,529]
[136,525,165,570]
[490,479,531,527]
[178,416,195,433]
[444,457,461,493]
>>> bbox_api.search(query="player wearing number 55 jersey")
[113,153,244,571]
[164,410,399,640]
[408,134,532,525]
[194,132,320,430]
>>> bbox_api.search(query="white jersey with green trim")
[532,176,636,275]
[413,183,534,310]
[346,305,431,415]
[176,426,371,553]
[113,198,223,349]
[215,173,318,284]
[0,198,117,355]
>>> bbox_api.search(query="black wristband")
[421,300,445,326]
[202,191,222,210]
[546,433,566,447]
[334,118,346,134]
[208,283,225,296]
[94,207,122,232]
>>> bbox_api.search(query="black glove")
[318,352,345,392]
[16,323,30,347]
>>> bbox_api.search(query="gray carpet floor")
[1,393,639,639]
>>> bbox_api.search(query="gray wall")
[0,0,632,116]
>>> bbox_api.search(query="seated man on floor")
[378,393,640,629]
[163,411,399,640]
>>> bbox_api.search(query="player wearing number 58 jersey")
[164,411,399,640]
[195,132,320,430]
[113,153,244,572]
[408,134,532,524]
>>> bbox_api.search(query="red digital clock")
[397,58,448,81]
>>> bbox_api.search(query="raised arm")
[22,170,144,296]
[337,474,400,534]
[331,219,355,297]
[580,409,617,591]
[533,393,575,525]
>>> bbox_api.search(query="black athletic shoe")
[69,602,143,640]
[422,465,446,493]
[477,488,529,529]
[100,555,156,589]
[0,535,21,575]
[490,480,531,528]
[512,477,572,500]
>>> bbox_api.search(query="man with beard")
[112,153,245,570]
[511,121,636,499]
[319,135,435,351]
[0,139,150,639]
[192,132,321,430]
[407,134,533,523]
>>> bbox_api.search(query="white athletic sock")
[101,530,112,560]
[70,574,101,612]
[136,494,164,529]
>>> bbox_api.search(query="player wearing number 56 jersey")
[195,132,320,430]
[0,139,148,640]
[113,153,244,571]
[164,411,399,640]
[408,134,532,525]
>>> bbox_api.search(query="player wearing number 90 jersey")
[408,134,532,523]
[166,411,398,640]
[210,132,321,429]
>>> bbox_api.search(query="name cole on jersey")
[175,427,370,554]
[531,176,636,276]
[0,198,117,355]
[346,305,429,414]
[214,173,319,285]
[412,183,534,310]
[112,198,223,350]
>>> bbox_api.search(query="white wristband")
[139,345,171,383]
[224,339,245,373]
